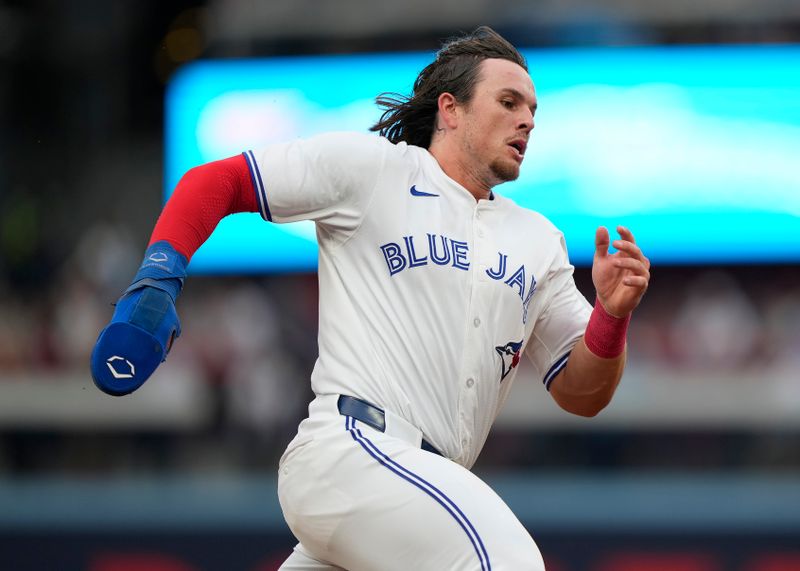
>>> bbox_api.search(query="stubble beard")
[462,127,520,188]
[489,157,520,184]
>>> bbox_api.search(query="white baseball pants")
[276,394,545,571]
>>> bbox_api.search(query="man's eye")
[501,100,514,109]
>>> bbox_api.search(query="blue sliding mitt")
[90,241,188,396]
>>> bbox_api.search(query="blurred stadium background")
[1,1,799,570]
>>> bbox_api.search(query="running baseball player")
[91,27,650,570]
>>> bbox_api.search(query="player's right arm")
[90,154,258,395]
[90,132,385,396]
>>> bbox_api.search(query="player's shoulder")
[304,131,415,166]
[304,131,383,151]
[306,131,404,152]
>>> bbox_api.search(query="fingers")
[599,224,652,280]
[622,275,649,288]
[612,238,646,261]
[611,225,650,288]
[595,226,610,258]
[612,229,650,269]
[616,225,636,243]
[612,257,651,282]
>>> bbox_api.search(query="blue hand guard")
[90,241,188,396]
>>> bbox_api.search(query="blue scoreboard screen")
[166,45,800,273]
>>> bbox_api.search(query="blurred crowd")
[630,266,800,375]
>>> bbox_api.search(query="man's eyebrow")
[499,88,538,112]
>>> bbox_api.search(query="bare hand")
[592,225,650,317]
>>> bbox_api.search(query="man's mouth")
[508,138,527,161]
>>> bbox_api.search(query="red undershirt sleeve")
[148,154,258,261]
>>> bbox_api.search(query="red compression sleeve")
[583,297,631,359]
[149,154,258,260]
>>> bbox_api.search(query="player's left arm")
[550,225,650,417]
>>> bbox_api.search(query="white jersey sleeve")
[524,233,592,390]
[243,131,387,243]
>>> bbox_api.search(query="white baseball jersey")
[244,131,591,469]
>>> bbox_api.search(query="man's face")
[458,58,537,186]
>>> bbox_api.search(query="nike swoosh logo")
[410,185,439,197]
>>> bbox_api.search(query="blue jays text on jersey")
[380,232,538,324]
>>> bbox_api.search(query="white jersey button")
[473,317,481,327]
[466,378,474,388]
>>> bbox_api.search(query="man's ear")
[437,92,460,130]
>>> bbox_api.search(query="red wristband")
[583,297,630,358]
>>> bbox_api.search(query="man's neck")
[429,144,493,202]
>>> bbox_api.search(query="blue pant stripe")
[344,416,490,571]
[353,426,490,568]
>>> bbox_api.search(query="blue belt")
[337,395,442,457]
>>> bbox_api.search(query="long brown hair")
[370,26,527,149]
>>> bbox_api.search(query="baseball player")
[91,27,649,570]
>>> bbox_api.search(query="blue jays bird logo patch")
[495,340,523,382]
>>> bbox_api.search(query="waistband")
[337,395,442,457]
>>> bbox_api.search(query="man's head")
[371,27,528,150]
[371,26,536,191]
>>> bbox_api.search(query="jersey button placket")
[464,203,498,462]
[456,205,485,459]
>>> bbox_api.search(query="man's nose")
[517,110,534,133]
